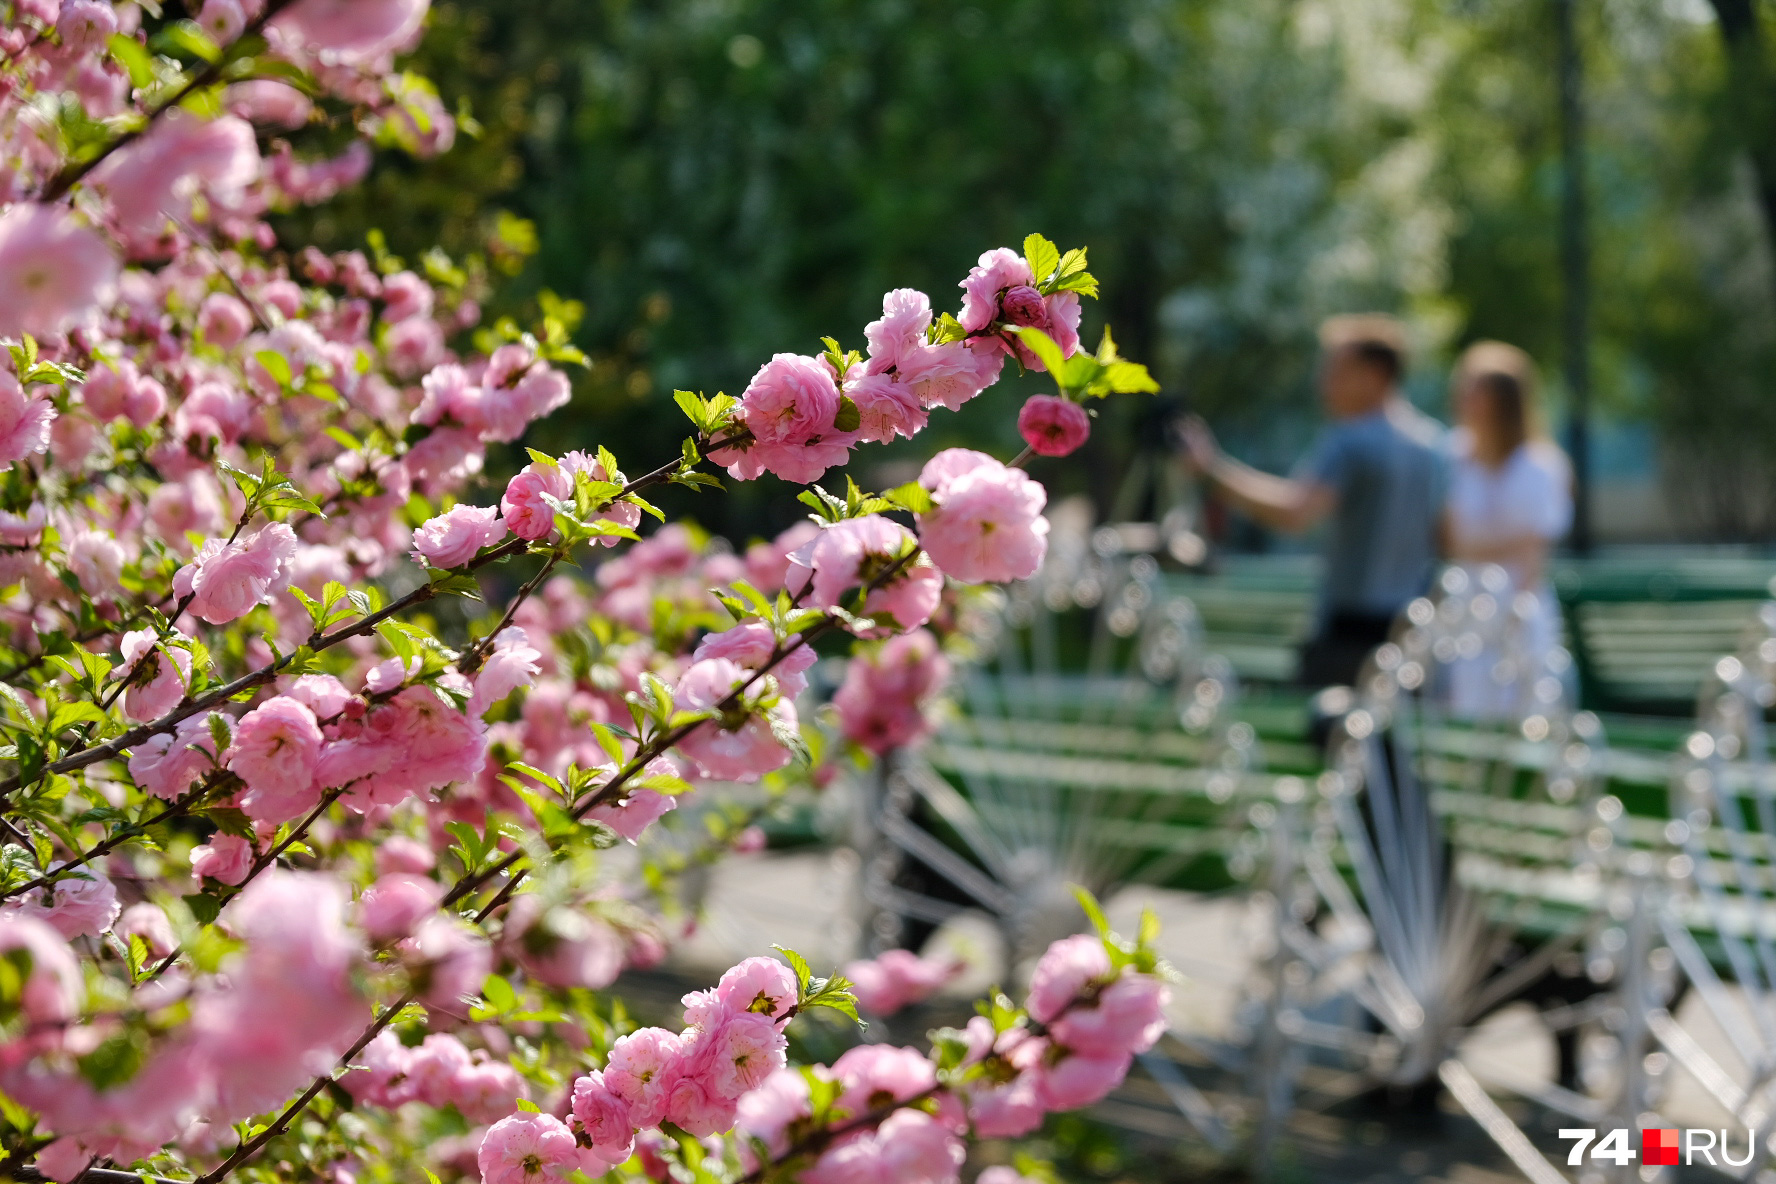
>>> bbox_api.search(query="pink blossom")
[198,292,253,349]
[0,502,44,546]
[384,316,445,379]
[735,1067,811,1161]
[405,914,491,1009]
[570,1071,635,1164]
[225,79,313,129]
[843,950,963,1016]
[173,523,298,625]
[376,835,436,875]
[966,1074,1044,1138]
[1031,1046,1131,1110]
[191,833,254,885]
[846,372,926,444]
[230,695,324,824]
[714,955,799,1023]
[502,894,625,990]
[672,658,797,782]
[744,521,822,592]
[195,874,366,1124]
[1050,971,1170,1055]
[833,629,950,755]
[128,712,230,800]
[1017,395,1090,457]
[57,1,117,53]
[468,627,543,715]
[453,1059,525,1124]
[116,630,192,722]
[499,452,638,545]
[0,374,54,466]
[411,503,504,569]
[0,915,82,1025]
[803,1109,963,1184]
[902,339,1002,412]
[357,873,443,941]
[710,353,856,484]
[862,560,942,638]
[916,450,1048,584]
[336,684,487,808]
[93,112,260,244]
[66,530,125,597]
[1025,934,1112,1024]
[584,787,676,843]
[959,248,1035,334]
[404,1033,473,1107]
[197,0,245,42]
[341,1029,412,1107]
[693,620,815,698]
[116,903,177,960]
[830,1044,939,1117]
[698,1010,788,1098]
[977,1168,1041,1184]
[661,1068,738,1137]
[603,1027,683,1128]
[8,865,119,940]
[476,1111,583,1184]
[0,204,118,339]
[285,673,353,720]
[479,366,570,442]
[864,288,933,372]
[380,271,434,323]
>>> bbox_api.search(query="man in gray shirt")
[1182,314,1447,687]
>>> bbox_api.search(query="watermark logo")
[1559,1128,1759,1168]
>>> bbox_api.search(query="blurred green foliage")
[320,0,1776,540]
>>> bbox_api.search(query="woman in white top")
[1441,341,1574,719]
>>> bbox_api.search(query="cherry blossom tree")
[0,2,1164,1182]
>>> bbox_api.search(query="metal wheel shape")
[1255,565,1640,1181]
[1634,603,1776,1179]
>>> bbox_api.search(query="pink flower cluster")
[962,935,1169,1137]
[708,244,1085,488]
[788,515,942,638]
[834,629,952,755]
[345,1030,523,1122]
[500,451,641,545]
[958,247,1082,371]
[842,949,965,1016]
[217,650,535,824]
[916,449,1049,584]
[478,956,798,1183]
[3,873,366,1172]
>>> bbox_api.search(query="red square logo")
[1641,1129,1680,1166]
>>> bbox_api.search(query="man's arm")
[1180,417,1337,534]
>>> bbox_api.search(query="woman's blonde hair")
[1454,340,1541,455]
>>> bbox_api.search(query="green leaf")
[481,973,518,1015]
[254,350,293,389]
[154,19,221,64]
[514,1097,541,1114]
[107,33,155,88]
[1023,233,1061,288]
[77,1030,147,1090]
[1072,884,1113,943]
[673,390,710,433]
[772,945,813,994]
[1103,360,1160,394]
[183,892,221,925]
[930,313,967,345]
[885,481,934,515]
[832,395,860,434]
